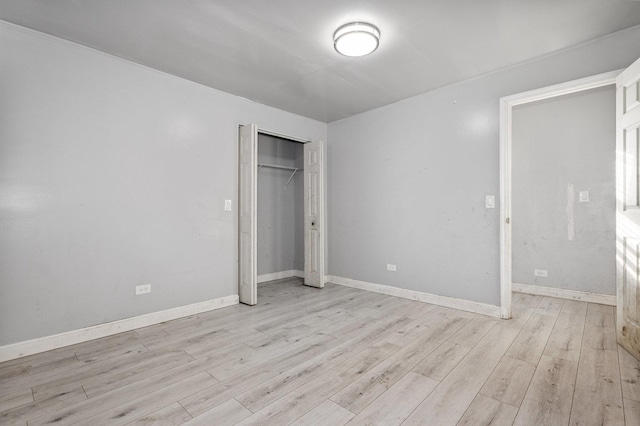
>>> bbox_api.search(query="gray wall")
[512,87,615,294]
[0,22,326,346]
[257,135,304,276]
[327,26,640,306]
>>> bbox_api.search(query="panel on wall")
[624,126,640,210]
[622,238,639,326]
[624,78,640,114]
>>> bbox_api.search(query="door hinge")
[506,217,510,224]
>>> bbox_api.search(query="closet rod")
[257,163,298,171]
[258,163,300,190]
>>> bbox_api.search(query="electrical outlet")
[387,264,397,272]
[224,200,232,211]
[534,269,548,278]
[136,284,151,295]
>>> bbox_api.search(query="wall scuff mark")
[567,183,575,241]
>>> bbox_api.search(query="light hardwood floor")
[1,277,639,425]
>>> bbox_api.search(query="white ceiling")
[2,0,640,122]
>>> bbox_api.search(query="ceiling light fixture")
[333,22,380,57]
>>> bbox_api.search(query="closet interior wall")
[257,134,304,279]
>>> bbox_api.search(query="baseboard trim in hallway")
[327,275,502,318]
[512,282,615,306]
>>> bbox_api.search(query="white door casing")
[617,57,640,360]
[238,124,257,305]
[304,140,325,288]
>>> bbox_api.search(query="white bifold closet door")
[303,140,325,288]
[238,124,257,305]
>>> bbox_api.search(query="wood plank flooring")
[1,278,638,425]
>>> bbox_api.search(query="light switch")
[485,195,495,209]
[579,191,589,203]
[224,200,232,211]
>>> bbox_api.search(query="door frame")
[498,70,620,319]
[237,124,327,303]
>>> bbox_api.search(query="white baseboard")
[258,270,304,284]
[512,283,615,306]
[327,275,501,318]
[0,294,239,363]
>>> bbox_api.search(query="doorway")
[238,124,325,305]
[499,70,620,318]
[256,133,304,283]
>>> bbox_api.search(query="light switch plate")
[387,264,397,272]
[485,195,495,209]
[579,191,589,203]
[224,200,232,211]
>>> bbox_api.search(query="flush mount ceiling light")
[333,22,380,57]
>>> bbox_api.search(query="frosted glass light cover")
[334,22,380,57]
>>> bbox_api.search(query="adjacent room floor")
[1,277,639,425]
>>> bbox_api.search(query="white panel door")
[238,124,257,305]
[304,140,325,288]
[617,57,640,360]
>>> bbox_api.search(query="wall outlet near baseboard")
[136,284,151,295]
[386,264,397,272]
[534,269,548,278]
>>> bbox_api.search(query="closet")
[238,124,324,305]
[256,134,304,284]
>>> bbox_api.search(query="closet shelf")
[258,163,300,190]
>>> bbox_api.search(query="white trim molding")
[257,269,305,284]
[499,69,621,320]
[0,295,239,363]
[513,283,615,306]
[327,276,501,318]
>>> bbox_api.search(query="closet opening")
[238,124,325,305]
[256,133,305,287]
